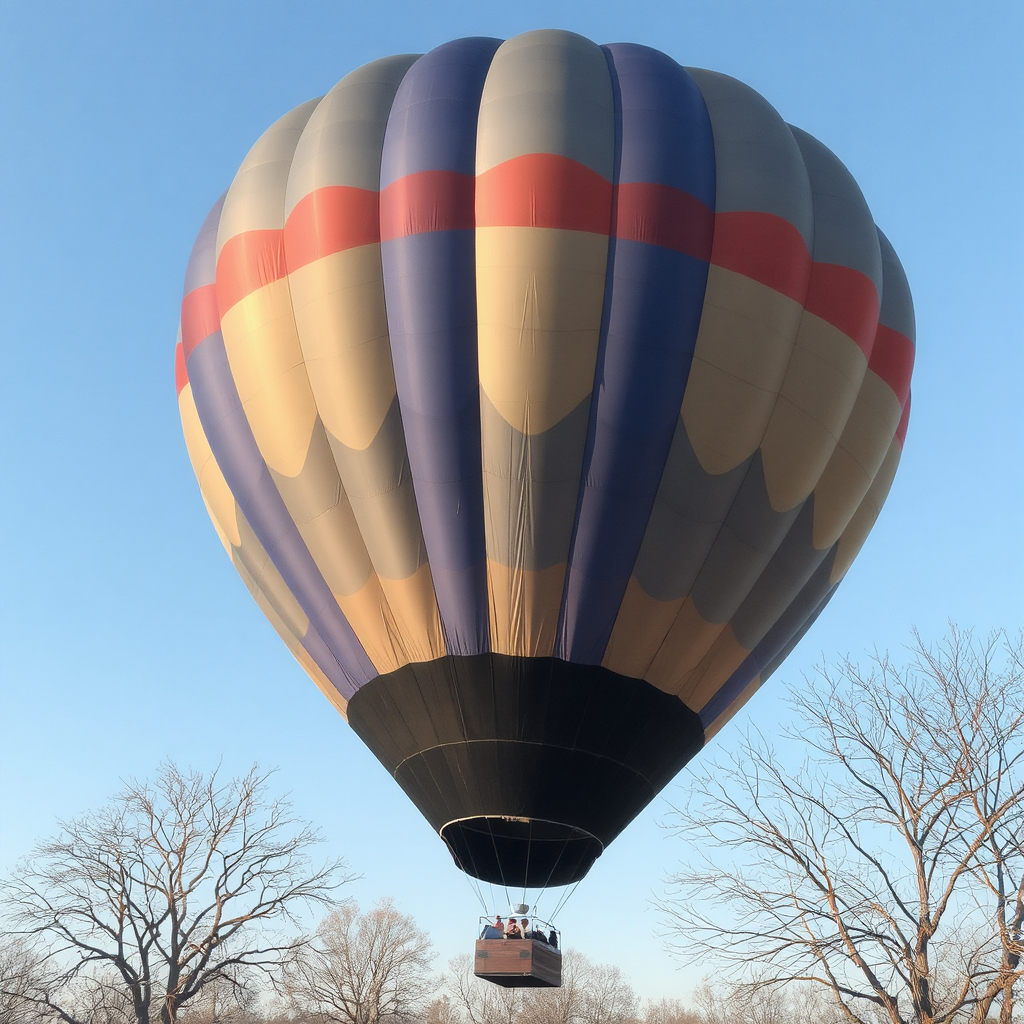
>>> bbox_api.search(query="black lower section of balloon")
[346,654,705,887]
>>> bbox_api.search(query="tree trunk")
[1001,982,1013,1024]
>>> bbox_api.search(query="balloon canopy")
[175,31,915,889]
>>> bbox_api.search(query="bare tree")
[443,953,521,1024]
[642,997,700,1024]
[285,899,435,1024]
[689,978,842,1024]
[1,932,147,1024]
[62,975,138,1024]
[425,994,462,1024]
[661,628,1024,1024]
[0,934,57,1024]
[2,762,352,1024]
[575,960,639,1024]
[175,974,258,1024]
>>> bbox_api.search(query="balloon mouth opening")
[440,815,603,888]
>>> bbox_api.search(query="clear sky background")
[1,0,1021,1003]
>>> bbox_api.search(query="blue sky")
[1,0,1021,1001]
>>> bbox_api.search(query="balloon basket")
[473,938,562,988]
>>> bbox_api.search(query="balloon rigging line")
[484,814,512,912]
[547,875,584,925]
[520,819,533,909]
[448,810,491,917]
[464,870,489,916]
[538,825,571,894]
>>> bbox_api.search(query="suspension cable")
[520,819,532,910]
[547,875,584,925]
[463,869,489,915]
[483,815,512,912]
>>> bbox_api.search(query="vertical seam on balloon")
[748,129,878,473]
[552,43,623,663]
[639,90,817,697]
[703,533,840,728]
[669,109,886,700]
[599,65,726,686]
[394,56,452,663]
[698,200,899,693]
[580,55,717,671]
[205,122,381,692]
[189,326,374,693]
[554,43,619,854]
[725,497,828,672]
[686,128,886,693]
[179,350,348,700]
[368,55,447,667]
[269,103,407,675]
[829,431,905,585]
[758,578,837,680]
[805,232,906,553]
[186,203,375,694]
[379,40,500,660]
[285,62,443,672]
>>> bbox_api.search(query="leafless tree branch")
[660,628,1024,1024]
[284,899,435,1024]
[1,762,355,1024]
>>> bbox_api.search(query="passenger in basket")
[548,928,558,949]
[521,918,536,940]
[505,917,523,939]
[480,916,504,939]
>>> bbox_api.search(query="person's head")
[508,918,517,926]
[522,919,529,929]
[495,916,503,923]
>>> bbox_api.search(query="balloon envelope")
[176,31,915,888]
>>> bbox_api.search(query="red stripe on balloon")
[711,213,882,355]
[211,169,894,372]
[894,391,911,448]
[284,186,380,271]
[476,153,613,234]
[215,230,286,317]
[180,284,220,357]
[804,263,880,357]
[174,342,189,396]
[711,211,812,303]
[379,163,715,259]
[379,170,475,241]
[614,182,714,261]
[868,323,914,406]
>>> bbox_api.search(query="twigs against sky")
[0,762,354,1024]
[661,628,1024,1024]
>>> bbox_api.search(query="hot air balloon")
[175,31,915,898]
